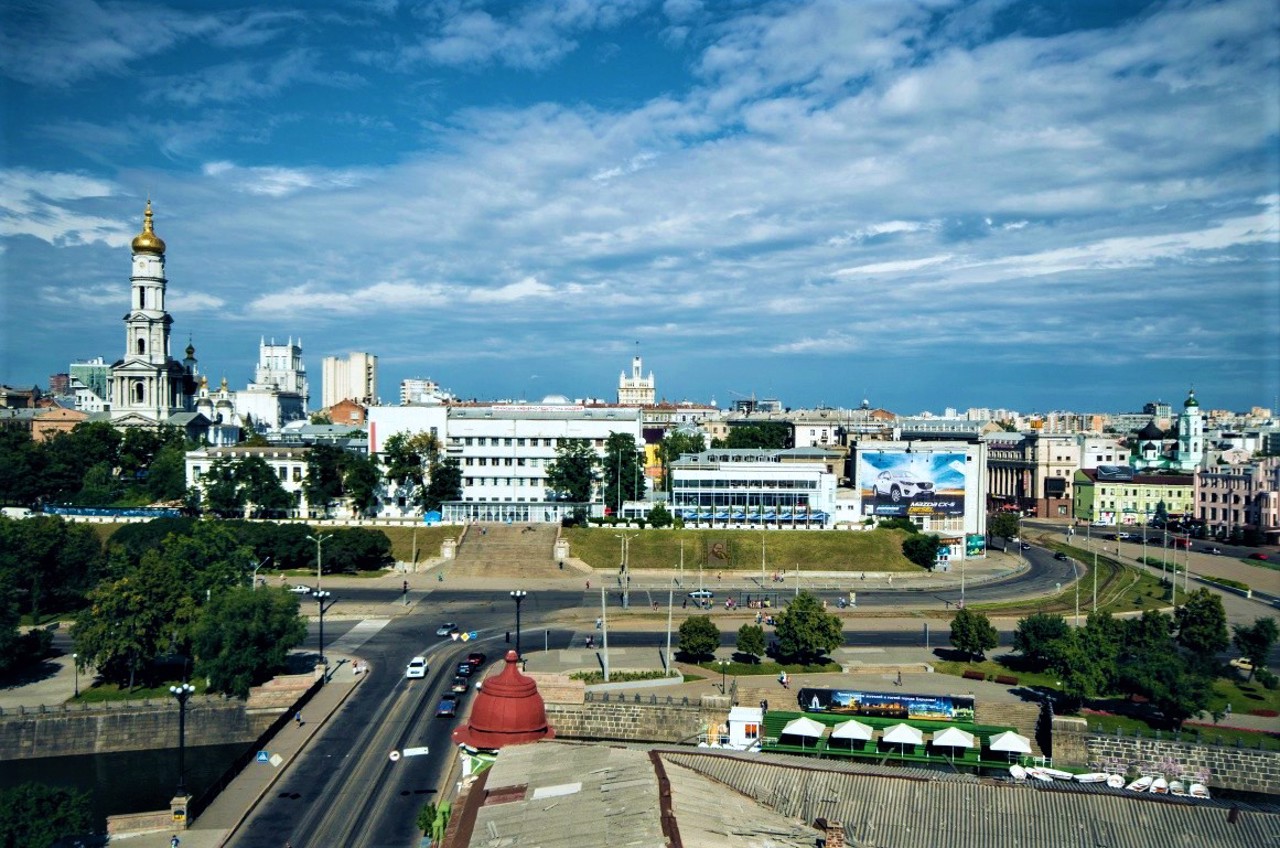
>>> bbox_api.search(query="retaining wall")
[547,692,728,744]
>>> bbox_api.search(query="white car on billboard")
[872,469,934,504]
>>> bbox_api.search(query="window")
[278,467,287,480]
[136,338,146,355]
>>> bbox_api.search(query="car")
[1054,552,1069,561]
[1229,657,1255,672]
[687,590,714,600]
[405,656,427,679]
[288,585,312,595]
[466,652,487,667]
[456,662,473,677]
[436,623,459,637]
[1116,532,1134,540]
[1019,542,1031,550]
[450,675,470,693]
[872,469,934,504]
[435,694,458,717]
[1208,547,1222,555]
[1248,553,1270,561]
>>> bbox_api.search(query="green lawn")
[1080,712,1280,751]
[72,677,211,704]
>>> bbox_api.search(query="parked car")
[1208,547,1222,555]
[1019,542,1031,551]
[450,675,470,693]
[1248,553,1270,561]
[1229,657,1255,672]
[288,585,312,595]
[435,694,458,717]
[466,652,487,667]
[405,656,428,679]
[687,590,714,601]
[872,469,933,503]
[1054,552,1069,561]
[436,622,459,637]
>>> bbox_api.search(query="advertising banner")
[857,451,967,517]
[798,688,975,723]
[965,534,986,556]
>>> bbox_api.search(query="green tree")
[0,569,22,675]
[1152,500,1169,527]
[1174,588,1229,660]
[236,455,293,518]
[303,444,346,516]
[902,533,941,569]
[0,427,44,506]
[193,587,306,697]
[38,421,122,504]
[144,441,192,501]
[423,457,462,513]
[657,429,705,492]
[1124,649,1212,729]
[382,431,441,509]
[987,512,1019,540]
[545,439,597,504]
[1047,614,1120,710]
[1232,617,1279,682]
[878,517,918,534]
[1012,612,1070,670]
[0,515,103,621]
[677,615,720,660]
[323,528,394,573]
[715,422,790,449]
[735,623,766,663]
[74,461,119,505]
[647,503,673,529]
[602,432,645,516]
[343,453,382,517]
[0,781,93,848]
[772,591,843,664]
[201,457,246,517]
[949,607,998,662]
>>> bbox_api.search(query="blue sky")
[1,0,1277,415]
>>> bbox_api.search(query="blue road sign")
[256,751,269,763]
[469,631,479,640]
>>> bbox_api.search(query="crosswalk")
[328,618,390,653]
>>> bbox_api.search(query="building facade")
[617,356,655,406]
[235,338,309,432]
[668,448,839,527]
[1073,467,1194,526]
[1195,457,1280,544]
[185,446,312,516]
[322,352,377,408]
[984,432,1080,518]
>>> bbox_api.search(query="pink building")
[1195,457,1280,545]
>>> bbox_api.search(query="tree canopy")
[545,439,597,504]
[949,607,998,662]
[772,591,843,664]
[1232,617,1279,682]
[987,512,1019,540]
[901,533,941,570]
[602,432,645,515]
[193,587,306,697]
[677,615,720,660]
[657,429,706,492]
[0,782,93,848]
[1174,588,1229,660]
[735,623,766,663]
[1013,612,1070,667]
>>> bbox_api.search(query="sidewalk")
[110,658,366,848]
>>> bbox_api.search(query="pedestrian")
[295,711,303,728]
[170,836,180,848]
[682,598,687,609]
[896,670,903,687]
[586,579,591,590]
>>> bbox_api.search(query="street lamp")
[169,682,195,798]
[315,590,335,680]
[306,533,332,591]
[251,556,269,590]
[510,590,527,658]
[719,658,730,695]
[72,652,79,698]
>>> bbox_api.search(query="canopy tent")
[931,726,976,749]
[882,723,925,746]
[988,730,1032,755]
[830,719,874,742]
[780,716,825,747]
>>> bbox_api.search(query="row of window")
[1200,492,1244,503]
[463,478,546,488]
[453,436,609,448]
[673,479,818,490]
[462,456,546,467]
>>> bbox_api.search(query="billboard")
[798,688,975,723]
[857,450,967,517]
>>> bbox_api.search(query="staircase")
[974,700,1045,757]
[448,523,563,580]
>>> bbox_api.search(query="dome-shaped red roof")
[452,650,554,750]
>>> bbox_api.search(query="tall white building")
[322,352,377,408]
[108,201,197,426]
[235,338,308,432]
[617,356,655,406]
[400,377,450,405]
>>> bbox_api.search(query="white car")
[405,656,428,678]
[288,585,312,595]
[872,470,933,503]
[436,623,459,637]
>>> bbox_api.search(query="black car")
[450,675,470,693]
[1054,552,1069,561]
[1019,542,1031,550]
[456,662,473,677]
[466,652,487,667]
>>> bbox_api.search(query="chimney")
[816,818,845,848]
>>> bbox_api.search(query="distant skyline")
[1,0,1277,414]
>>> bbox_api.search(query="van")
[687,590,714,600]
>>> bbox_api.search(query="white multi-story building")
[322,352,377,408]
[668,448,840,528]
[69,357,111,413]
[185,446,311,516]
[236,338,309,432]
[617,356,655,406]
[400,377,450,405]
[1195,457,1280,544]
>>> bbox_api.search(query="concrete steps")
[974,700,1045,756]
[448,523,563,580]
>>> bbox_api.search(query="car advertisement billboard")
[858,451,967,517]
[798,688,976,723]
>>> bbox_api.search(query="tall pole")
[1074,562,1080,627]
[510,590,527,658]
[761,533,766,585]
[665,582,675,676]
[599,587,610,682]
[1092,545,1098,612]
[169,682,195,798]
[307,534,332,591]
[315,590,333,681]
[72,652,79,698]
[679,540,684,586]
[960,555,966,609]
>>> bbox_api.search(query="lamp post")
[251,556,269,590]
[665,580,675,677]
[72,652,79,698]
[306,533,332,591]
[719,658,730,694]
[315,590,335,681]
[510,590,527,658]
[169,682,195,798]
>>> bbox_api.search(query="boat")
[1189,783,1210,799]
[1125,776,1154,792]
[1169,779,1186,796]
[1026,767,1054,781]
[1009,765,1027,780]
[1106,774,1124,789]
[1074,772,1109,783]
[1149,777,1169,794]
[1040,767,1075,780]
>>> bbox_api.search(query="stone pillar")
[169,793,190,830]
[553,538,569,562]
[441,538,457,560]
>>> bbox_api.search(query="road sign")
[389,750,401,762]
[269,754,283,768]
[256,751,269,763]
[469,631,478,640]
[402,746,430,757]
[461,632,470,642]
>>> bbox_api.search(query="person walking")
[295,711,303,728]
[170,836,180,848]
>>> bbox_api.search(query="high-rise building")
[400,377,448,405]
[322,352,377,408]
[236,338,309,431]
[617,356,655,406]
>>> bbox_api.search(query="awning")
[780,716,825,739]
[829,719,874,741]
[931,726,976,749]
[881,723,924,746]
[988,730,1032,754]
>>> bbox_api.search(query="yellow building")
[1073,467,1194,526]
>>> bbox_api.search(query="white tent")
[988,730,1032,754]
[780,716,825,746]
[830,719,874,742]
[881,723,924,746]
[931,726,976,749]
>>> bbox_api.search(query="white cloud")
[0,168,128,247]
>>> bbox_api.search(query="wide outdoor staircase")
[447,523,564,580]
[974,700,1045,757]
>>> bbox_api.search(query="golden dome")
[131,199,166,255]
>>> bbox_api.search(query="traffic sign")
[469,631,478,640]
[256,751,269,763]
[389,750,401,762]
[402,746,430,757]
[461,632,470,642]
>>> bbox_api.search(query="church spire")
[131,199,166,255]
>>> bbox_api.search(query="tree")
[657,429,705,492]
[236,455,293,518]
[772,591,843,664]
[423,457,462,513]
[647,503,673,529]
[302,444,346,515]
[949,607,998,662]
[193,587,306,697]
[1174,588,1229,660]
[0,427,44,507]
[677,615,720,660]
[144,441,192,501]
[0,515,103,621]
[1048,614,1120,710]
[545,439,597,504]
[878,517,918,534]
[0,781,93,848]
[902,533,941,569]
[1124,648,1212,729]
[343,453,382,517]
[602,432,645,515]
[1012,612,1070,670]
[1152,500,1169,527]
[323,528,394,573]
[735,623,766,663]
[715,422,789,449]
[987,512,1019,540]
[382,431,441,509]
[1232,617,1278,681]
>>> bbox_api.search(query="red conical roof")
[452,650,554,750]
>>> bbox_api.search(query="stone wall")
[1054,720,1280,794]
[0,699,278,761]
[547,693,724,744]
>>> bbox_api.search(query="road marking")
[402,746,430,757]
[329,619,390,653]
